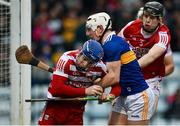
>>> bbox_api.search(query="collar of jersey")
[140,26,159,39]
[102,31,116,45]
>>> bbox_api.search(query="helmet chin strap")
[98,19,111,44]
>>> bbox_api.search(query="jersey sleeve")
[48,54,86,98]
[103,38,130,62]
[105,38,136,66]
[165,45,172,56]
[53,54,69,78]
[96,61,107,76]
[109,83,121,97]
[119,20,135,39]
[155,31,171,50]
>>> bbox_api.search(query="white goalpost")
[10,0,31,124]
[0,0,31,124]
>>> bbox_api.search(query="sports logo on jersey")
[44,114,49,120]
[127,87,132,92]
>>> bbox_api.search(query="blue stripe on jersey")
[102,35,148,96]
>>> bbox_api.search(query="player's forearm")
[51,86,85,97]
[100,61,121,88]
[138,45,166,68]
[101,72,119,88]
[138,53,155,68]
[164,55,174,76]
[49,75,86,97]
[49,86,86,98]
[165,64,174,76]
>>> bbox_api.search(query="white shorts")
[145,77,161,97]
[145,77,161,112]
[111,87,156,121]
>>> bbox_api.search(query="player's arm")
[49,75,103,97]
[164,46,174,76]
[97,62,121,102]
[138,44,166,68]
[49,55,103,98]
[48,56,86,97]
[99,61,121,88]
[98,83,121,103]
[164,54,174,76]
[48,75,86,97]
[138,31,170,68]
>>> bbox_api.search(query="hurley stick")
[15,45,53,73]
[25,96,114,102]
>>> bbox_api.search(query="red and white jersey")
[48,49,107,98]
[120,19,171,79]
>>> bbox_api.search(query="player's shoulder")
[104,35,130,55]
[155,24,171,39]
[56,50,78,70]
[131,19,142,25]
[124,19,142,32]
[61,50,78,61]
[127,19,142,27]
[158,24,170,33]
[105,35,127,48]
[113,35,129,46]
[63,50,78,58]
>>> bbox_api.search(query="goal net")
[0,0,31,124]
[0,0,10,124]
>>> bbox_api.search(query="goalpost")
[0,0,31,124]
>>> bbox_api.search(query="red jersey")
[120,19,171,79]
[48,49,120,102]
[39,49,120,125]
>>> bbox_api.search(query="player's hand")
[85,85,103,96]
[98,93,115,104]
[93,78,102,86]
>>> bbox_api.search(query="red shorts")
[38,101,85,125]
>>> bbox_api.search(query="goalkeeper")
[38,40,120,125]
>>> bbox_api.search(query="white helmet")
[86,12,112,31]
